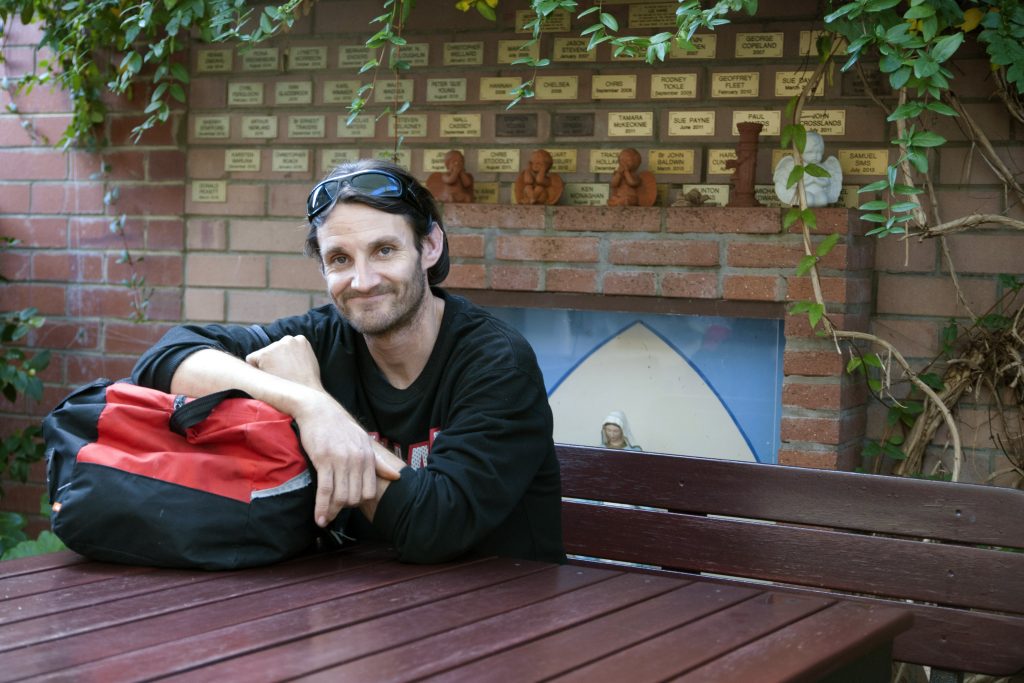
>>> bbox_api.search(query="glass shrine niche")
[486,307,784,464]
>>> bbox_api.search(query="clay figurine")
[514,149,563,205]
[600,411,641,451]
[773,131,843,207]
[607,148,657,207]
[426,150,475,203]
[726,121,764,208]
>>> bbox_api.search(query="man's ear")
[420,222,444,269]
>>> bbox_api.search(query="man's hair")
[304,158,450,285]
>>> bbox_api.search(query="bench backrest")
[557,444,1024,677]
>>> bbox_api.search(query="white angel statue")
[773,131,843,207]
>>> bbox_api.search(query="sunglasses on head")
[306,170,423,222]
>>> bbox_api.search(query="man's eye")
[378,246,394,256]
[329,254,348,266]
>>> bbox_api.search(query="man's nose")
[350,259,381,292]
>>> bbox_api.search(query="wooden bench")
[557,444,1024,681]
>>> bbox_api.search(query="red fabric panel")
[76,384,307,503]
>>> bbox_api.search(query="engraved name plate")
[288,46,327,71]
[401,43,430,67]
[337,115,374,138]
[553,113,594,137]
[275,81,313,105]
[707,149,738,175]
[241,48,279,72]
[241,115,278,139]
[495,113,538,138]
[387,114,428,138]
[565,183,609,206]
[775,70,825,98]
[338,45,374,69]
[553,37,596,62]
[589,150,621,174]
[516,9,570,32]
[444,42,484,66]
[497,39,539,64]
[711,72,759,98]
[194,115,230,139]
[228,82,264,107]
[800,109,847,136]
[288,115,325,138]
[371,149,412,169]
[192,181,227,202]
[225,149,260,172]
[736,32,784,58]
[668,111,715,136]
[440,114,482,138]
[799,30,847,56]
[423,149,461,173]
[838,149,889,175]
[592,74,637,99]
[651,73,698,99]
[648,149,695,174]
[480,77,523,101]
[681,184,729,206]
[197,49,232,73]
[732,110,780,136]
[629,3,675,28]
[548,149,577,173]
[375,79,414,103]
[426,78,467,102]
[321,148,360,173]
[474,182,499,204]
[272,149,309,173]
[477,148,521,173]
[755,185,783,208]
[324,80,362,104]
[670,34,716,59]
[536,75,579,100]
[608,111,653,137]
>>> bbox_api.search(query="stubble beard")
[336,267,429,338]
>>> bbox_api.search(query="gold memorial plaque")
[275,81,313,105]
[498,39,540,64]
[197,49,232,73]
[552,37,596,62]
[800,109,847,136]
[272,149,309,173]
[648,148,695,175]
[711,72,759,98]
[324,80,362,104]
[629,3,676,28]
[194,115,230,139]
[548,149,578,173]
[287,46,327,71]
[838,185,860,208]
[401,43,430,67]
[708,149,738,175]
[608,111,653,137]
[338,45,374,69]
[225,149,260,172]
[440,114,482,138]
[668,110,715,136]
[536,75,579,100]
[839,149,890,176]
[480,77,523,101]
[680,184,729,206]
[755,185,783,208]
[732,110,781,136]
[443,42,484,66]
[589,150,622,174]
[241,48,278,72]
[477,148,521,173]
[191,181,227,203]
[651,73,698,99]
[772,148,789,173]
[423,149,461,173]
[241,115,278,139]
[592,74,637,99]
[371,149,412,169]
[565,183,610,206]
[426,78,467,102]
[228,83,264,107]
[375,79,414,103]
[736,32,784,58]
[336,115,374,138]
[774,70,825,98]
[321,149,359,173]
[516,9,570,32]
[799,30,847,56]
[387,114,427,138]
[288,116,325,139]
[670,34,716,59]
[474,182,499,204]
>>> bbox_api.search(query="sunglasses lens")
[348,172,403,198]
[307,179,339,218]
[307,171,415,220]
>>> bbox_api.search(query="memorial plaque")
[371,149,412,169]
[197,49,232,73]
[800,109,847,136]
[337,115,374,138]
[194,115,230,139]
[548,149,577,173]
[589,150,621,174]
[732,110,780,136]
[838,185,860,208]
[228,82,264,107]
[321,148,359,172]
[272,149,309,173]
[775,70,826,97]
[656,183,669,206]
[225,149,260,172]
[440,113,482,138]
[736,32,784,58]
[495,113,538,138]
[288,46,327,71]
[592,74,637,99]
[799,30,846,57]
[629,3,675,28]
[772,148,789,174]
[668,110,715,136]
[565,183,610,206]
[338,45,374,69]
[608,111,653,137]
[324,80,362,104]
[474,182,499,204]
[375,79,414,103]
[842,66,888,97]
[681,184,729,206]
[711,72,759,98]
[477,148,521,173]
[651,73,698,99]
[708,149,737,175]
[241,115,278,139]
[838,149,889,176]
[536,75,579,100]
[498,39,539,64]
[670,34,716,59]
[443,42,484,66]
[288,115,325,138]
[426,78,467,102]
[275,81,313,105]
[648,148,695,175]
[754,185,783,208]
[480,77,522,101]
[241,48,279,72]
[516,8,571,32]
[423,149,460,173]
[192,181,226,202]
[553,113,594,137]
[553,38,596,62]
[387,114,427,138]
[400,43,430,67]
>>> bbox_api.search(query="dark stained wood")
[0,561,153,601]
[0,550,86,577]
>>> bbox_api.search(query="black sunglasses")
[306,170,423,221]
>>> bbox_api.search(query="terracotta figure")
[426,149,475,203]
[514,149,563,205]
[608,148,657,207]
[726,122,764,208]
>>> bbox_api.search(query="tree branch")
[915,213,1024,238]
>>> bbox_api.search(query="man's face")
[317,203,434,337]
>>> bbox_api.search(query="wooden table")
[0,545,912,682]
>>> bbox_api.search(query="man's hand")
[246,335,324,390]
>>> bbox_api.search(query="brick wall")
[2,0,1021,528]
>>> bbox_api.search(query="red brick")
[148,150,187,181]
[783,382,866,411]
[189,77,227,109]
[787,276,871,304]
[876,274,997,317]
[0,283,65,315]
[230,220,308,253]
[784,310,870,338]
[546,268,597,293]
[65,354,137,384]
[107,115,179,147]
[0,182,32,212]
[143,289,183,322]
[495,236,598,263]
[871,318,940,359]
[107,254,184,287]
[447,234,485,259]
[0,114,72,147]
[267,183,306,218]
[102,150,146,180]
[103,322,173,354]
[874,233,935,272]
[442,203,545,230]
[2,18,46,45]
[65,286,136,318]
[0,83,70,113]
[0,251,31,281]
[944,234,1024,275]
[146,220,185,250]
[186,219,228,250]
[781,416,841,445]
[70,217,142,249]
[0,150,67,180]
[30,183,105,215]
[186,253,266,287]
[111,184,185,217]
[552,206,661,232]
[29,320,100,350]
[491,265,540,291]
[609,239,719,267]
[269,256,323,290]
[603,271,656,296]
[661,273,718,299]
[667,207,781,234]
[443,264,486,289]
[227,290,309,323]
[784,349,845,377]
[0,217,67,248]
[33,252,103,282]
[777,449,839,469]
[723,275,782,301]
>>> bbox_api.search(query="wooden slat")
[558,445,1024,547]
[550,592,834,683]
[563,501,1024,612]
[307,572,685,681]
[0,562,155,601]
[429,581,760,683]
[0,550,86,578]
[672,602,913,682]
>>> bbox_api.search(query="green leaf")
[805,163,831,178]
[170,62,190,84]
[169,84,186,103]
[858,180,889,194]
[867,377,883,393]
[796,254,818,276]
[890,201,920,213]
[924,101,957,117]
[892,183,923,195]
[786,164,805,189]
[824,3,858,23]
[599,12,618,31]
[801,208,817,230]
[816,233,840,257]
[911,130,946,147]
[859,200,890,211]
[918,372,944,390]
[847,356,863,373]
[904,4,934,19]
[998,274,1024,291]
[475,2,496,21]
[890,66,912,89]
[866,0,901,11]
[782,207,801,229]
[863,353,883,368]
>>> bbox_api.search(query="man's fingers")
[374,453,401,481]
[314,467,334,528]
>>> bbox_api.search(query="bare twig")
[915,213,1024,238]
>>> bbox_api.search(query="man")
[132,159,565,564]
